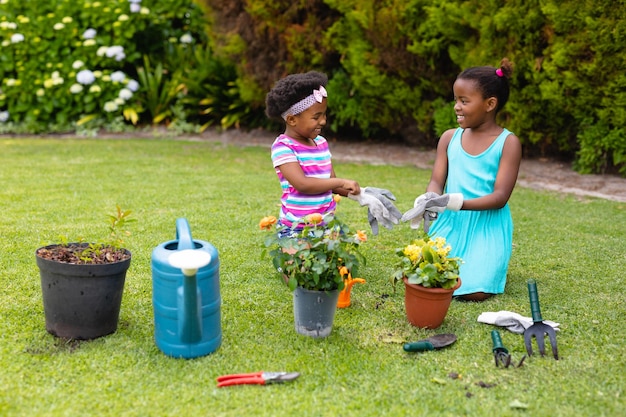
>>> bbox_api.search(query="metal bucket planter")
[36,244,131,340]
[293,287,340,338]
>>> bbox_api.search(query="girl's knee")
[457,292,494,302]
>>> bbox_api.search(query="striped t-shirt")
[271,134,336,229]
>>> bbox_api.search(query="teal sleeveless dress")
[428,128,514,296]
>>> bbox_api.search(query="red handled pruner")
[216,371,300,387]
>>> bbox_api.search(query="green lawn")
[1,137,624,416]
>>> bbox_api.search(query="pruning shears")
[216,371,300,388]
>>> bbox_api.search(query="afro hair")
[265,71,328,119]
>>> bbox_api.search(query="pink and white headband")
[281,85,327,120]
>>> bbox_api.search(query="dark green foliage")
[203,0,626,176]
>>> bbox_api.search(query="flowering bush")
[0,0,208,132]
[260,214,367,292]
[392,231,461,289]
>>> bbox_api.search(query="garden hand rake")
[523,279,559,360]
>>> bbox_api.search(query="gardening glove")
[401,192,464,232]
[363,187,402,235]
[348,187,401,235]
[477,311,560,334]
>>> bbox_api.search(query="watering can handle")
[176,218,194,250]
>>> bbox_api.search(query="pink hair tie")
[495,68,504,78]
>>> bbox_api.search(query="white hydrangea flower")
[0,22,17,30]
[36,89,45,97]
[118,88,133,100]
[89,85,102,94]
[53,23,65,30]
[104,101,119,112]
[62,16,73,24]
[105,45,126,61]
[77,70,96,85]
[83,28,97,39]
[0,111,9,123]
[97,46,109,57]
[110,71,126,83]
[130,3,140,13]
[180,33,193,44]
[11,33,25,43]
[72,60,85,69]
[118,14,129,22]
[70,84,84,94]
[83,39,96,47]
[126,79,139,92]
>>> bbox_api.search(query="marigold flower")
[333,194,341,203]
[305,213,323,225]
[259,216,277,230]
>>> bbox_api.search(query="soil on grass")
[33,127,626,203]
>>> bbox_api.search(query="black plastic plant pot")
[36,245,131,340]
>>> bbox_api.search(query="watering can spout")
[151,218,222,358]
[169,248,212,344]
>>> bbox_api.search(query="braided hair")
[265,71,328,120]
[457,58,513,114]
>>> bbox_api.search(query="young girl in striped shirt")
[266,71,401,237]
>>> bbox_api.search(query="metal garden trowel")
[403,333,457,352]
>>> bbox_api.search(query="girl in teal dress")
[409,58,522,301]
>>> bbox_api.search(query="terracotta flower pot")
[403,277,461,329]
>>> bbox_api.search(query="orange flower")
[356,230,368,242]
[259,216,277,230]
[305,213,323,225]
[333,194,342,203]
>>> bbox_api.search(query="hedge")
[203,0,626,176]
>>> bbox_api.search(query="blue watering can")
[151,218,221,358]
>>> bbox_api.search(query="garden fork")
[523,279,559,360]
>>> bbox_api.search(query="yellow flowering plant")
[392,231,461,289]
[260,214,367,292]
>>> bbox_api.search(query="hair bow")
[313,86,327,103]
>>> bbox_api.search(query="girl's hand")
[341,180,360,195]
